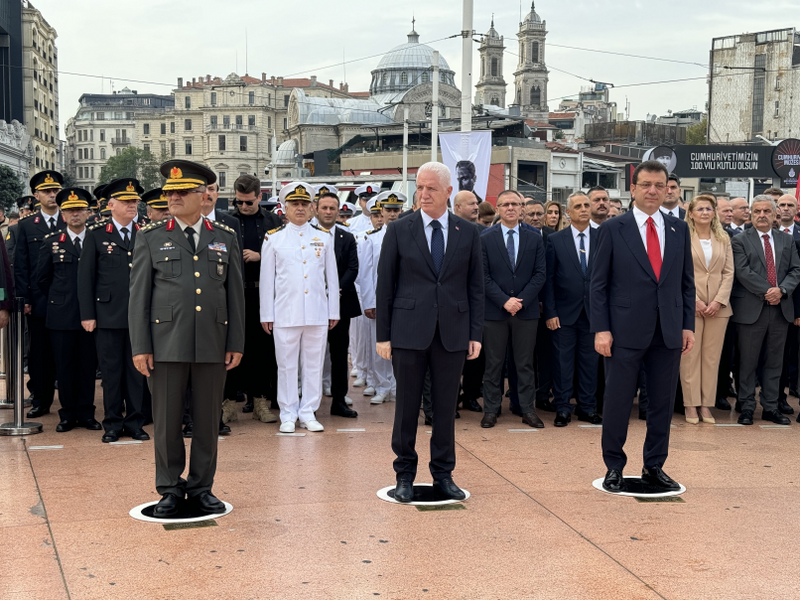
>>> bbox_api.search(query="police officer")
[15,171,65,418]
[260,182,339,433]
[129,160,244,518]
[36,188,100,432]
[143,188,171,222]
[78,178,149,443]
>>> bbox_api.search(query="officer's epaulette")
[341,221,350,227]
[210,220,234,234]
[140,218,169,233]
[311,223,331,234]
[44,230,59,240]
[87,217,111,231]
[266,224,285,236]
[366,226,383,235]
[19,211,38,221]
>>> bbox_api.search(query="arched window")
[520,43,524,61]
[516,88,521,104]
[491,97,499,106]
[421,71,429,83]
[100,147,106,160]
[400,72,408,85]
[530,86,541,107]
[491,58,498,77]
[481,58,485,77]
[531,42,539,63]
[90,148,94,159]
[382,72,388,84]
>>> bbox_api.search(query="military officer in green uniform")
[129,159,245,518]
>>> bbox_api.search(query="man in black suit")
[202,181,242,245]
[728,198,750,235]
[591,160,695,492]
[544,192,601,427]
[37,188,100,432]
[731,195,800,426]
[317,192,360,418]
[715,197,738,409]
[480,190,545,429]
[376,162,483,502]
[78,178,149,442]
[15,171,65,418]
[660,173,686,220]
[776,194,800,411]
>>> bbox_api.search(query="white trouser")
[274,325,328,424]
[322,342,331,388]
[355,315,372,384]
[366,318,395,396]
[350,315,366,379]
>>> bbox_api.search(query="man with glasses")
[143,188,171,222]
[129,160,244,518]
[729,198,750,235]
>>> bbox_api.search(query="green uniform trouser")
[149,362,226,497]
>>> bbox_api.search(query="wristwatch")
[780,287,787,296]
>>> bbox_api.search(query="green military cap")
[161,159,216,191]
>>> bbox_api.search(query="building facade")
[512,3,549,120]
[475,19,507,108]
[0,0,24,124]
[0,119,32,191]
[21,0,59,175]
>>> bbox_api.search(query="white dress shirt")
[205,209,217,222]
[660,205,682,219]
[112,218,136,244]
[780,223,797,236]
[348,212,372,235]
[589,220,600,229]
[66,228,86,247]
[571,224,590,262]
[41,209,61,229]
[500,223,520,265]
[420,209,449,252]
[757,227,777,266]
[356,227,388,310]
[729,223,745,234]
[172,216,203,250]
[699,238,713,268]
[632,206,665,259]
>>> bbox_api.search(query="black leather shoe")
[189,491,226,515]
[79,419,102,430]
[242,399,254,413]
[424,415,432,426]
[460,395,482,412]
[219,423,231,435]
[715,397,732,411]
[394,479,414,503]
[641,467,681,491]
[331,399,358,418]
[521,412,545,428]
[535,398,556,412]
[102,430,121,443]
[153,493,183,518]
[554,412,571,427]
[126,429,150,441]
[734,400,743,414]
[738,410,754,425]
[433,477,466,501]
[777,399,794,415]
[762,410,791,425]
[674,402,685,415]
[27,406,50,418]
[602,469,624,492]
[55,420,74,432]
[455,411,460,419]
[480,412,497,428]
[796,412,800,424]
[575,409,602,424]
[638,410,647,421]
[182,423,193,438]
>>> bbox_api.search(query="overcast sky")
[34,0,797,137]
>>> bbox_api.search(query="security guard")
[143,188,171,222]
[15,171,65,418]
[260,182,339,433]
[78,178,149,443]
[36,188,100,432]
[129,160,244,518]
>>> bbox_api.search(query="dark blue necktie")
[430,220,444,274]
[506,229,516,269]
[579,232,587,274]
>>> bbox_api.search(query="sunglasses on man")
[233,200,256,206]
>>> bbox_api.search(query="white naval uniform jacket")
[259,221,340,327]
[356,226,386,311]
[348,212,372,235]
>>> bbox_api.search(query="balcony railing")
[111,137,131,145]
[205,123,259,133]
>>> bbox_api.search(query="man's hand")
[81,319,97,333]
[376,341,392,360]
[765,287,782,305]
[329,319,339,330]
[703,301,722,317]
[0,309,8,329]
[364,308,376,319]
[503,297,522,315]
[695,299,708,315]
[467,341,482,360]
[261,322,273,334]
[681,330,695,355]
[133,353,154,377]
[243,249,260,263]
[225,352,243,370]
[24,304,31,315]
[595,331,613,357]
[546,317,560,331]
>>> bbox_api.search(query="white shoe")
[350,368,358,377]
[363,386,376,396]
[353,378,367,387]
[323,386,332,396]
[370,393,386,405]
[344,396,353,406]
[279,421,296,433]
[299,420,324,432]
[385,394,396,403]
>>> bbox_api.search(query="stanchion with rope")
[0,322,12,408]
[0,298,42,435]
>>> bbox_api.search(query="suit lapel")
[658,216,680,283]
[515,227,528,270]
[562,230,583,277]
[494,228,514,271]
[620,212,658,282]
[168,219,195,254]
[439,217,462,276]
[707,236,722,273]
[410,212,437,276]
[774,229,786,273]
[747,227,768,271]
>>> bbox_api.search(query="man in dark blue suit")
[776,193,800,410]
[660,173,686,220]
[376,162,484,503]
[544,192,601,427]
[480,190,545,429]
[590,160,695,493]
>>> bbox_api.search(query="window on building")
[219,172,227,188]
[126,112,134,120]
[211,91,217,105]
[283,118,287,130]
[89,129,93,141]
[185,96,191,109]
[530,86,541,108]
[100,129,105,141]
[776,76,781,90]
[491,57,498,77]
[775,101,780,118]
[248,115,255,127]
[78,166,83,178]
[751,54,766,134]
[284,95,290,107]
[491,97,499,106]
[143,123,150,135]
[100,148,106,159]
[116,148,121,156]
[268,116,271,128]
[531,42,539,63]
[184,119,192,131]
[223,115,230,127]
[185,141,192,155]
[481,58,485,77]
[248,91,255,104]
[240,136,248,151]
[236,115,243,127]
[170,122,175,133]
[114,112,122,120]
[161,123,166,135]
[210,115,218,127]
[144,144,150,153]
[78,148,82,159]
[90,148,94,159]
[96,112,104,120]
[219,135,226,151]
[91,166,94,178]
[401,72,408,85]
[170,142,175,156]
[421,71,429,84]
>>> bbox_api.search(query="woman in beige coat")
[680,194,734,423]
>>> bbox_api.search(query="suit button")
[299,233,303,237]
[196,306,201,312]
[510,290,515,294]
[128,252,132,256]
[224,321,228,325]
[155,319,160,324]
[193,256,198,261]
[437,282,441,287]
[433,304,438,308]
[304,274,307,278]
[196,289,201,294]
[195,272,200,277]
[301,246,305,249]
[165,257,169,261]
[129,263,132,267]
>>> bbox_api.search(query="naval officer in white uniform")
[260,182,339,433]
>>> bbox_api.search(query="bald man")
[453,191,483,227]
[729,198,749,235]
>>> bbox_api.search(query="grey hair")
[417,161,452,190]
[566,191,589,210]
[751,194,777,212]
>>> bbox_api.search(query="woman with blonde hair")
[544,200,567,231]
[680,194,734,423]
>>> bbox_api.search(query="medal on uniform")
[217,264,224,276]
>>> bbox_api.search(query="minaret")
[513,2,549,119]
[475,16,507,108]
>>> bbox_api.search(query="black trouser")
[551,311,598,414]
[483,317,538,414]
[716,320,739,399]
[460,336,484,401]
[778,323,799,402]
[50,329,97,423]
[28,314,56,410]
[534,323,553,401]
[96,328,145,433]
[737,306,789,414]
[392,326,466,482]
[327,315,352,402]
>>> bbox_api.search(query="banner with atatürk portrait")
[438,131,492,205]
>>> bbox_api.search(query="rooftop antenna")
[520,0,522,23]
[245,28,248,75]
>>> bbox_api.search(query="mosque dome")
[523,2,543,25]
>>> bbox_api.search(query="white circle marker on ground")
[129,501,233,523]
[592,476,686,498]
[377,483,470,506]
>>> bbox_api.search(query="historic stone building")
[512,2,549,120]
[0,119,32,190]
[475,19,507,109]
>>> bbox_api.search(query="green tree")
[62,171,77,188]
[686,118,707,145]
[0,165,24,211]
[97,147,166,191]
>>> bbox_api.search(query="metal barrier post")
[0,298,42,435]
[0,321,11,408]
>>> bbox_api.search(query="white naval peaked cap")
[278,182,314,203]
[366,197,381,213]
[354,183,380,197]
[314,184,339,197]
[339,201,356,215]
[374,190,407,207]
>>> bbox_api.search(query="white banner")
[438,131,492,204]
